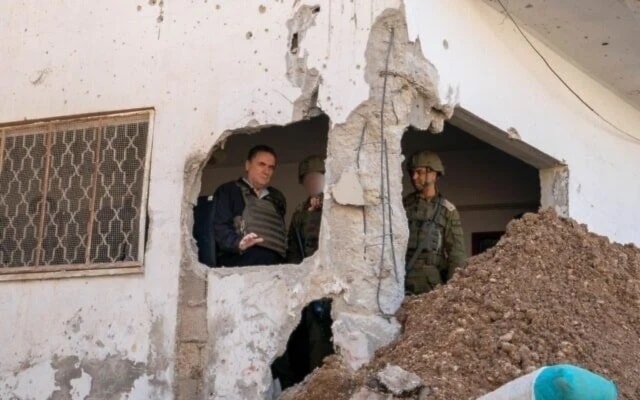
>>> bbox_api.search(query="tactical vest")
[238,183,287,258]
[405,194,448,268]
[297,201,322,257]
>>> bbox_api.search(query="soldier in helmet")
[271,155,333,391]
[287,155,325,263]
[404,150,466,295]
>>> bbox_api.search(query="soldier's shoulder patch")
[441,198,456,212]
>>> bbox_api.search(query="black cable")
[383,139,399,283]
[356,122,367,169]
[358,122,369,241]
[376,28,396,318]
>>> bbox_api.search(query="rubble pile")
[284,211,640,400]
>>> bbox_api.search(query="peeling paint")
[285,4,323,120]
[49,355,81,400]
[81,356,145,400]
[69,371,92,399]
[5,361,57,400]
[147,317,171,393]
[540,166,570,217]
[8,355,149,400]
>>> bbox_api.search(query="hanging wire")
[352,27,398,317]
[383,139,399,283]
[375,27,397,318]
[356,122,367,169]
[357,122,369,241]
[379,28,395,144]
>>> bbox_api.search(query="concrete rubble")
[281,211,640,400]
[375,364,424,396]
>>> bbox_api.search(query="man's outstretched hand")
[239,232,264,251]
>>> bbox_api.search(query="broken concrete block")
[376,364,423,395]
[332,170,365,206]
[332,313,400,370]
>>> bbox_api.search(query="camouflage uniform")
[286,194,323,264]
[404,151,466,294]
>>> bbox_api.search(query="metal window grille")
[0,112,151,269]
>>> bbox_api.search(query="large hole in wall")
[190,114,333,397]
[402,122,542,257]
[271,298,334,392]
[193,113,330,268]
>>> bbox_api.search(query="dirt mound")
[280,356,356,400]
[285,211,640,400]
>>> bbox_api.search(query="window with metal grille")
[0,111,152,276]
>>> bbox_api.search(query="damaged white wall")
[1,1,640,399]
[202,2,442,398]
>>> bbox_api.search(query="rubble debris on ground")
[279,356,356,400]
[375,364,424,396]
[282,210,640,400]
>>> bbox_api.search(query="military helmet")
[298,155,325,183]
[408,151,445,176]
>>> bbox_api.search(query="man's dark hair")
[247,144,277,162]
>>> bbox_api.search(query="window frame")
[0,109,154,281]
